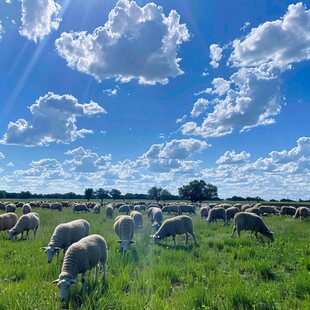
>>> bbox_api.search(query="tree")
[148,187,163,202]
[110,188,122,200]
[161,189,173,201]
[20,191,32,199]
[178,180,218,203]
[95,188,110,202]
[84,188,94,201]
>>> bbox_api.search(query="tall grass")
[0,206,309,309]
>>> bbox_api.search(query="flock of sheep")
[0,199,309,301]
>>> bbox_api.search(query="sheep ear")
[69,279,78,284]
[129,240,135,244]
[54,247,61,251]
[117,240,122,243]
[41,247,47,251]
[149,235,154,238]
[51,279,59,284]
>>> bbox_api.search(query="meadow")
[0,203,309,310]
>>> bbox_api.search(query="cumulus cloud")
[181,65,281,137]
[55,0,189,84]
[19,0,61,42]
[209,44,223,68]
[216,150,251,165]
[0,152,4,160]
[0,21,4,41]
[229,2,310,68]
[0,92,106,146]
[103,86,120,96]
[190,98,209,118]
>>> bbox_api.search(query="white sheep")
[114,215,135,252]
[206,207,227,225]
[293,207,310,220]
[149,207,163,231]
[72,204,90,213]
[231,212,274,241]
[105,205,114,219]
[52,234,107,301]
[93,205,100,214]
[200,206,210,219]
[8,212,39,240]
[50,203,63,211]
[42,219,90,263]
[22,203,32,214]
[0,212,18,231]
[150,215,198,247]
[130,210,143,229]
[5,203,16,213]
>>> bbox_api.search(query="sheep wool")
[22,203,32,214]
[114,215,135,252]
[206,207,227,225]
[0,213,18,231]
[43,219,90,263]
[8,212,39,240]
[231,212,274,241]
[151,215,198,247]
[52,234,107,301]
[130,211,143,229]
[72,204,90,213]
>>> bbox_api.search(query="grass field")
[0,205,309,309]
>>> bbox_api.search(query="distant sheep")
[225,207,239,222]
[162,205,179,215]
[72,204,90,213]
[118,204,130,215]
[0,213,18,231]
[22,203,32,214]
[200,206,210,219]
[206,207,227,225]
[245,206,260,216]
[51,203,63,212]
[41,202,51,209]
[114,215,135,252]
[258,205,280,215]
[130,211,143,229]
[5,203,16,213]
[150,215,198,247]
[133,205,141,212]
[149,207,163,231]
[0,202,6,211]
[8,212,40,240]
[105,206,114,219]
[240,204,252,212]
[293,207,310,220]
[178,205,196,216]
[231,212,274,241]
[93,205,100,214]
[280,206,296,216]
[52,234,107,301]
[42,219,90,263]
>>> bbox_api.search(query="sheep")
[114,215,135,252]
[245,206,261,216]
[258,205,280,215]
[15,202,24,208]
[206,207,227,225]
[0,202,6,211]
[0,213,18,231]
[93,205,100,214]
[231,212,274,242]
[8,212,39,240]
[22,203,32,214]
[240,204,252,212]
[293,207,310,220]
[150,215,198,247]
[52,234,107,301]
[162,205,179,215]
[50,203,63,212]
[72,204,90,213]
[178,205,196,216]
[280,206,296,216]
[225,206,239,222]
[42,219,90,263]
[133,205,141,212]
[41,202,51,209]
[105,205,114,219]
[149,207,163,231]
[5,203,16,213]
[118,204,130,215]
[200,206,210,219]
[130,211,143,229]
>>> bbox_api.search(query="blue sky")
[0,0,309,200]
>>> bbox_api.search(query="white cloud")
[230,2,310,68]
[190,98,209,118]
[7,162,14,167]
[20,0,61,42]
[0,152,4,160]
[216,150,251,165]
[0,92,106,146]
[176,114,187,124]
[103,86,120,96]
[181,65,281,137]
[55,0,189,84]
[209,44,223,68]
[0,21,4,40]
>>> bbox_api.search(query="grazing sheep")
[150,215,198,247]
[240,204,252,212]
[130,211,143,229]
[118,204,130,215]
[52,234,107,301]
[293,207,310,220]
[5,203,16,213]
[22,203,32,214]
[105,205,114,219]
[0,202,6,211]
[15,202,24,208]
[178,205,196,216]
[258,205,280,215]
[0,213,18,231]
[245,206,261,216]
[42,219,90,263]
[51,203,63,212]
[93,205,100,214]
[225,207,239,222]
[231,212,274,242]
[72,204,90,213]
[206,207,227,225]
[29,202,40,208]
[280,206,296,216]
[41,202,51,209]
[200,206,210,219]
[114,215,135,252]
[8,212,40,240]
[150,207,163,231]
[133,205,141,212]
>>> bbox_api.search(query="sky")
[0,0,309,200]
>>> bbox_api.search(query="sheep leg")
[172,236,176,247]
[191,233,198,246]
[81,273,86,294]
[94,265,99,283]
[184,233,189,244]
[231,226,236,237]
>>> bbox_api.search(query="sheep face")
[7,229,17,240]
[42,246,61,263]
[52,278,78,301]
[264,230,274,242]
[150,234,161,244]
[117,240,135,252]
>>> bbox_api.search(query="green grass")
[0,206,309,309]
